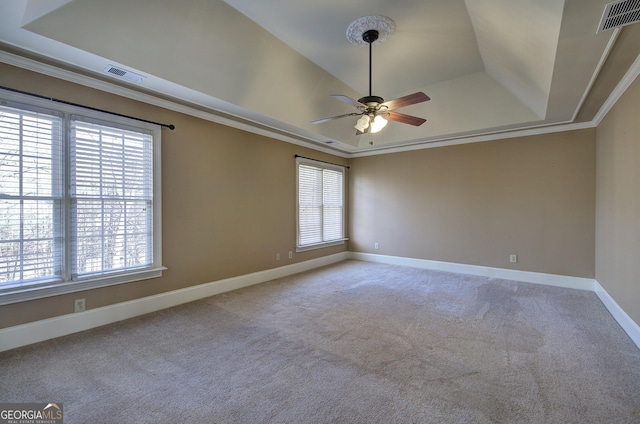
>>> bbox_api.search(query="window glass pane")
[297,161,344,247]
[22,156,53,197]
[322,168,343,241]
[22,200,59,279]
[0,154,20,196]
[125,200,153,267]
[323,206,343,240]
[0,199,22,282]
[299,206,322,245]
[0,105,63,285]
[0,98,160,301]
[70,119,153,277]
[298,164,323,245]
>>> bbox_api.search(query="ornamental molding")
[346,15,395,46]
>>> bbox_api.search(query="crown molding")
[349,121,595,157]
[592,50,640,126]
[0,50,349,158]
[2,48,637,159]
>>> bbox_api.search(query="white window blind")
[297,160,345,249]
[70,118,153,277]
[0,104,64,286]
[0,91,162,305]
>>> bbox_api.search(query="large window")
[296,157,346,250]
[0,95,162,304]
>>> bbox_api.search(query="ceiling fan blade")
[382,92,430,110]
[311,113,358,124]
[386,111,427,126]
[331,94,365,108]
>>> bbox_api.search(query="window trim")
[0,90,164,305]
[295,157,347,252]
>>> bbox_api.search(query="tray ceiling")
[0,0,637,155]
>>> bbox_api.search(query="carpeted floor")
[1,260,639,423]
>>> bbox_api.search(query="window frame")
[0,91,164,305]
[295,157,347,252]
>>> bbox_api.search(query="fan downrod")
[361,29,382,104]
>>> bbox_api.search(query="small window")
[296,157,346,250]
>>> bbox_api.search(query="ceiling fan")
[311,28,430,135]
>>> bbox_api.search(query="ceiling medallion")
[346,15,395,46]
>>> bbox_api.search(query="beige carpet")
[1,260,639,423]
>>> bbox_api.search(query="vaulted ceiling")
[1,0,639,155]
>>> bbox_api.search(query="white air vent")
[103,65,146,83]
[597,0,640,33]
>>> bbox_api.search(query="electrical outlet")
[374,242,379,250]
[74,298,86,313]
[288,251,293,259]
[276,253,280,261]
[510,254,518,263]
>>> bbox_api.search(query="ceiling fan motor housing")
[357,95,387,116]
[358,95,384,105]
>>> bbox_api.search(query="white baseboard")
[0,252,348,353]
[349,252,639,350]
[348,252,595,291]
[3,251,639,353]
[594,280,640,350]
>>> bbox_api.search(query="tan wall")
[0,63,348,328]
[349,131,596,278]
[596,74,640,327]
[6,61,635,331]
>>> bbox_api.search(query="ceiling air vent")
[597,0,640,33]
[103,65,146,83]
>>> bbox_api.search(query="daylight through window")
[296,158,346,250]
[0,97,162,304]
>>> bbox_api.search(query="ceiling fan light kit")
[370,115,388,133]
[354,115,371,132]
[312,15,430,138]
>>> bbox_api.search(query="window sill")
[0,267,167,306]
[296,238,348,252]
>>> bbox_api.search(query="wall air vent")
[597,0,640,33]
[103,65,146,83]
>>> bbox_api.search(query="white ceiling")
[0,0,634,155]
